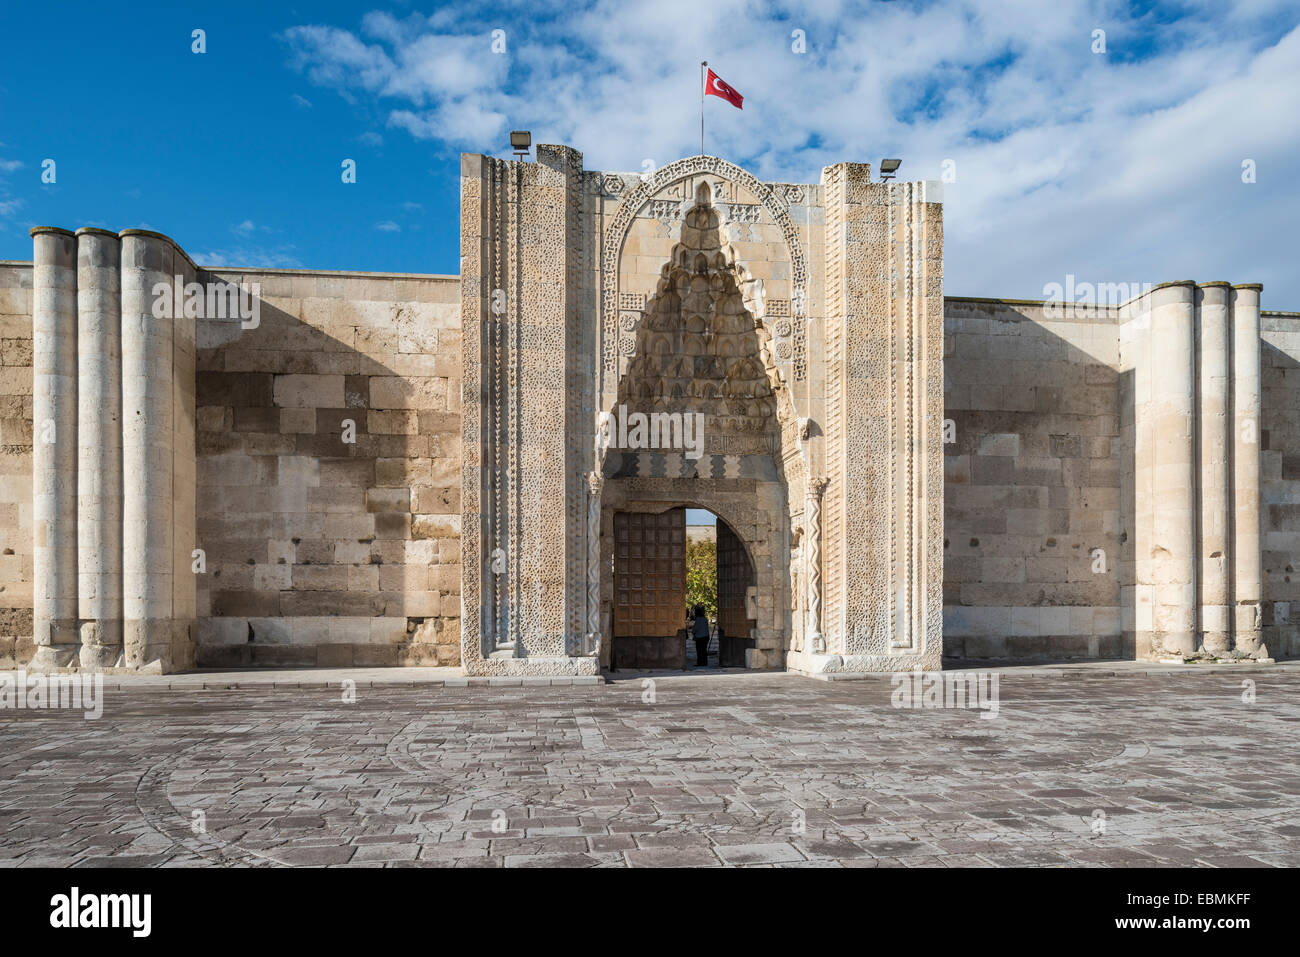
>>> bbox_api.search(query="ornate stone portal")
[460,148,945,674]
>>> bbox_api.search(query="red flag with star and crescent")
[705,68,744,109]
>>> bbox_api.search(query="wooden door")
[716,519,755,667]
[613,509,686,669]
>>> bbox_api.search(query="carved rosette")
[806,477,829,653]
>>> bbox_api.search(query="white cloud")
[283,0,1300,304]
[0,156,23,228]
[375,220,401,232]
[196,245,302,269]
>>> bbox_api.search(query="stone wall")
[1119,283,1265,660]
[1262,311,1300,657]
[943,297,1124,659]
[945,287,1283,662]
[17,228,201,672]
[194,267,463,667]
[5,218,1294,670]
[0,262,33,668]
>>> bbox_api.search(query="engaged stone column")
[584,470,603,657]
[805,477,828,653]
[1149,281,1197,657]
[120,232,175,670]
[1197,283,1231,654]
[30,228,79,670]
[76,229,123,669]
[1231,284,1264,655]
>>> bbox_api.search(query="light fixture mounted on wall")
[879,158,902,182]
[510,130,531,160]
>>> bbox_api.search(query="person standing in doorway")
[692,605,710,667]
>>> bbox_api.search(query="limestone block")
[273,374,345,408]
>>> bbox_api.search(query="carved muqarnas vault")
[612,182,782,470]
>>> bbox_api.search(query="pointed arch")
[600,155,808,405]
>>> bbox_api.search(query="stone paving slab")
[1,670,1297,867]
[819,660,1300,679]
[5,659,1297,694]
[0,667,604,691]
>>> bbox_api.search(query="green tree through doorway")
[686,538,717,620]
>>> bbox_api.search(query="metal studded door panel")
[612,509,686,669]
[717,519,756,666]
[614,509,686,638]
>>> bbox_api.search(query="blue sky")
[2,0,1299,304]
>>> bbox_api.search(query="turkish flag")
[705,68,744,109]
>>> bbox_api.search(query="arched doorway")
[606,506,758,671]
[597,180,796,670]
[714,514,756,666]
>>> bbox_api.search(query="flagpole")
[700,61,706,156]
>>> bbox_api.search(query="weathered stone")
[6,147,1295,680]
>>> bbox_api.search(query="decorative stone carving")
[612,182,779,439]
[600,155,808,390]
[792,321,807,381]
[457,148,946,678]
[647,199,680,221]
[460,147,599,677]
[806,477,829,653]
[584,469,604,656]
[726,203,761,224]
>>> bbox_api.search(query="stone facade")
[0,261,34,669]
[459,151,943,676]
[192,266,462,668]
[1,146,1295,674]
[943,292,1300,661]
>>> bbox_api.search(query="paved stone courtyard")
[1,668,1298,868]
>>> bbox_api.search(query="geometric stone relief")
[724,203,761,224]
[615,181,779,443]
[792,322,807,381]
[600,179,799,670]
[708,180,735,202]
[647,199,681,221]
[601,155,809,399]
[598,173,629,196]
